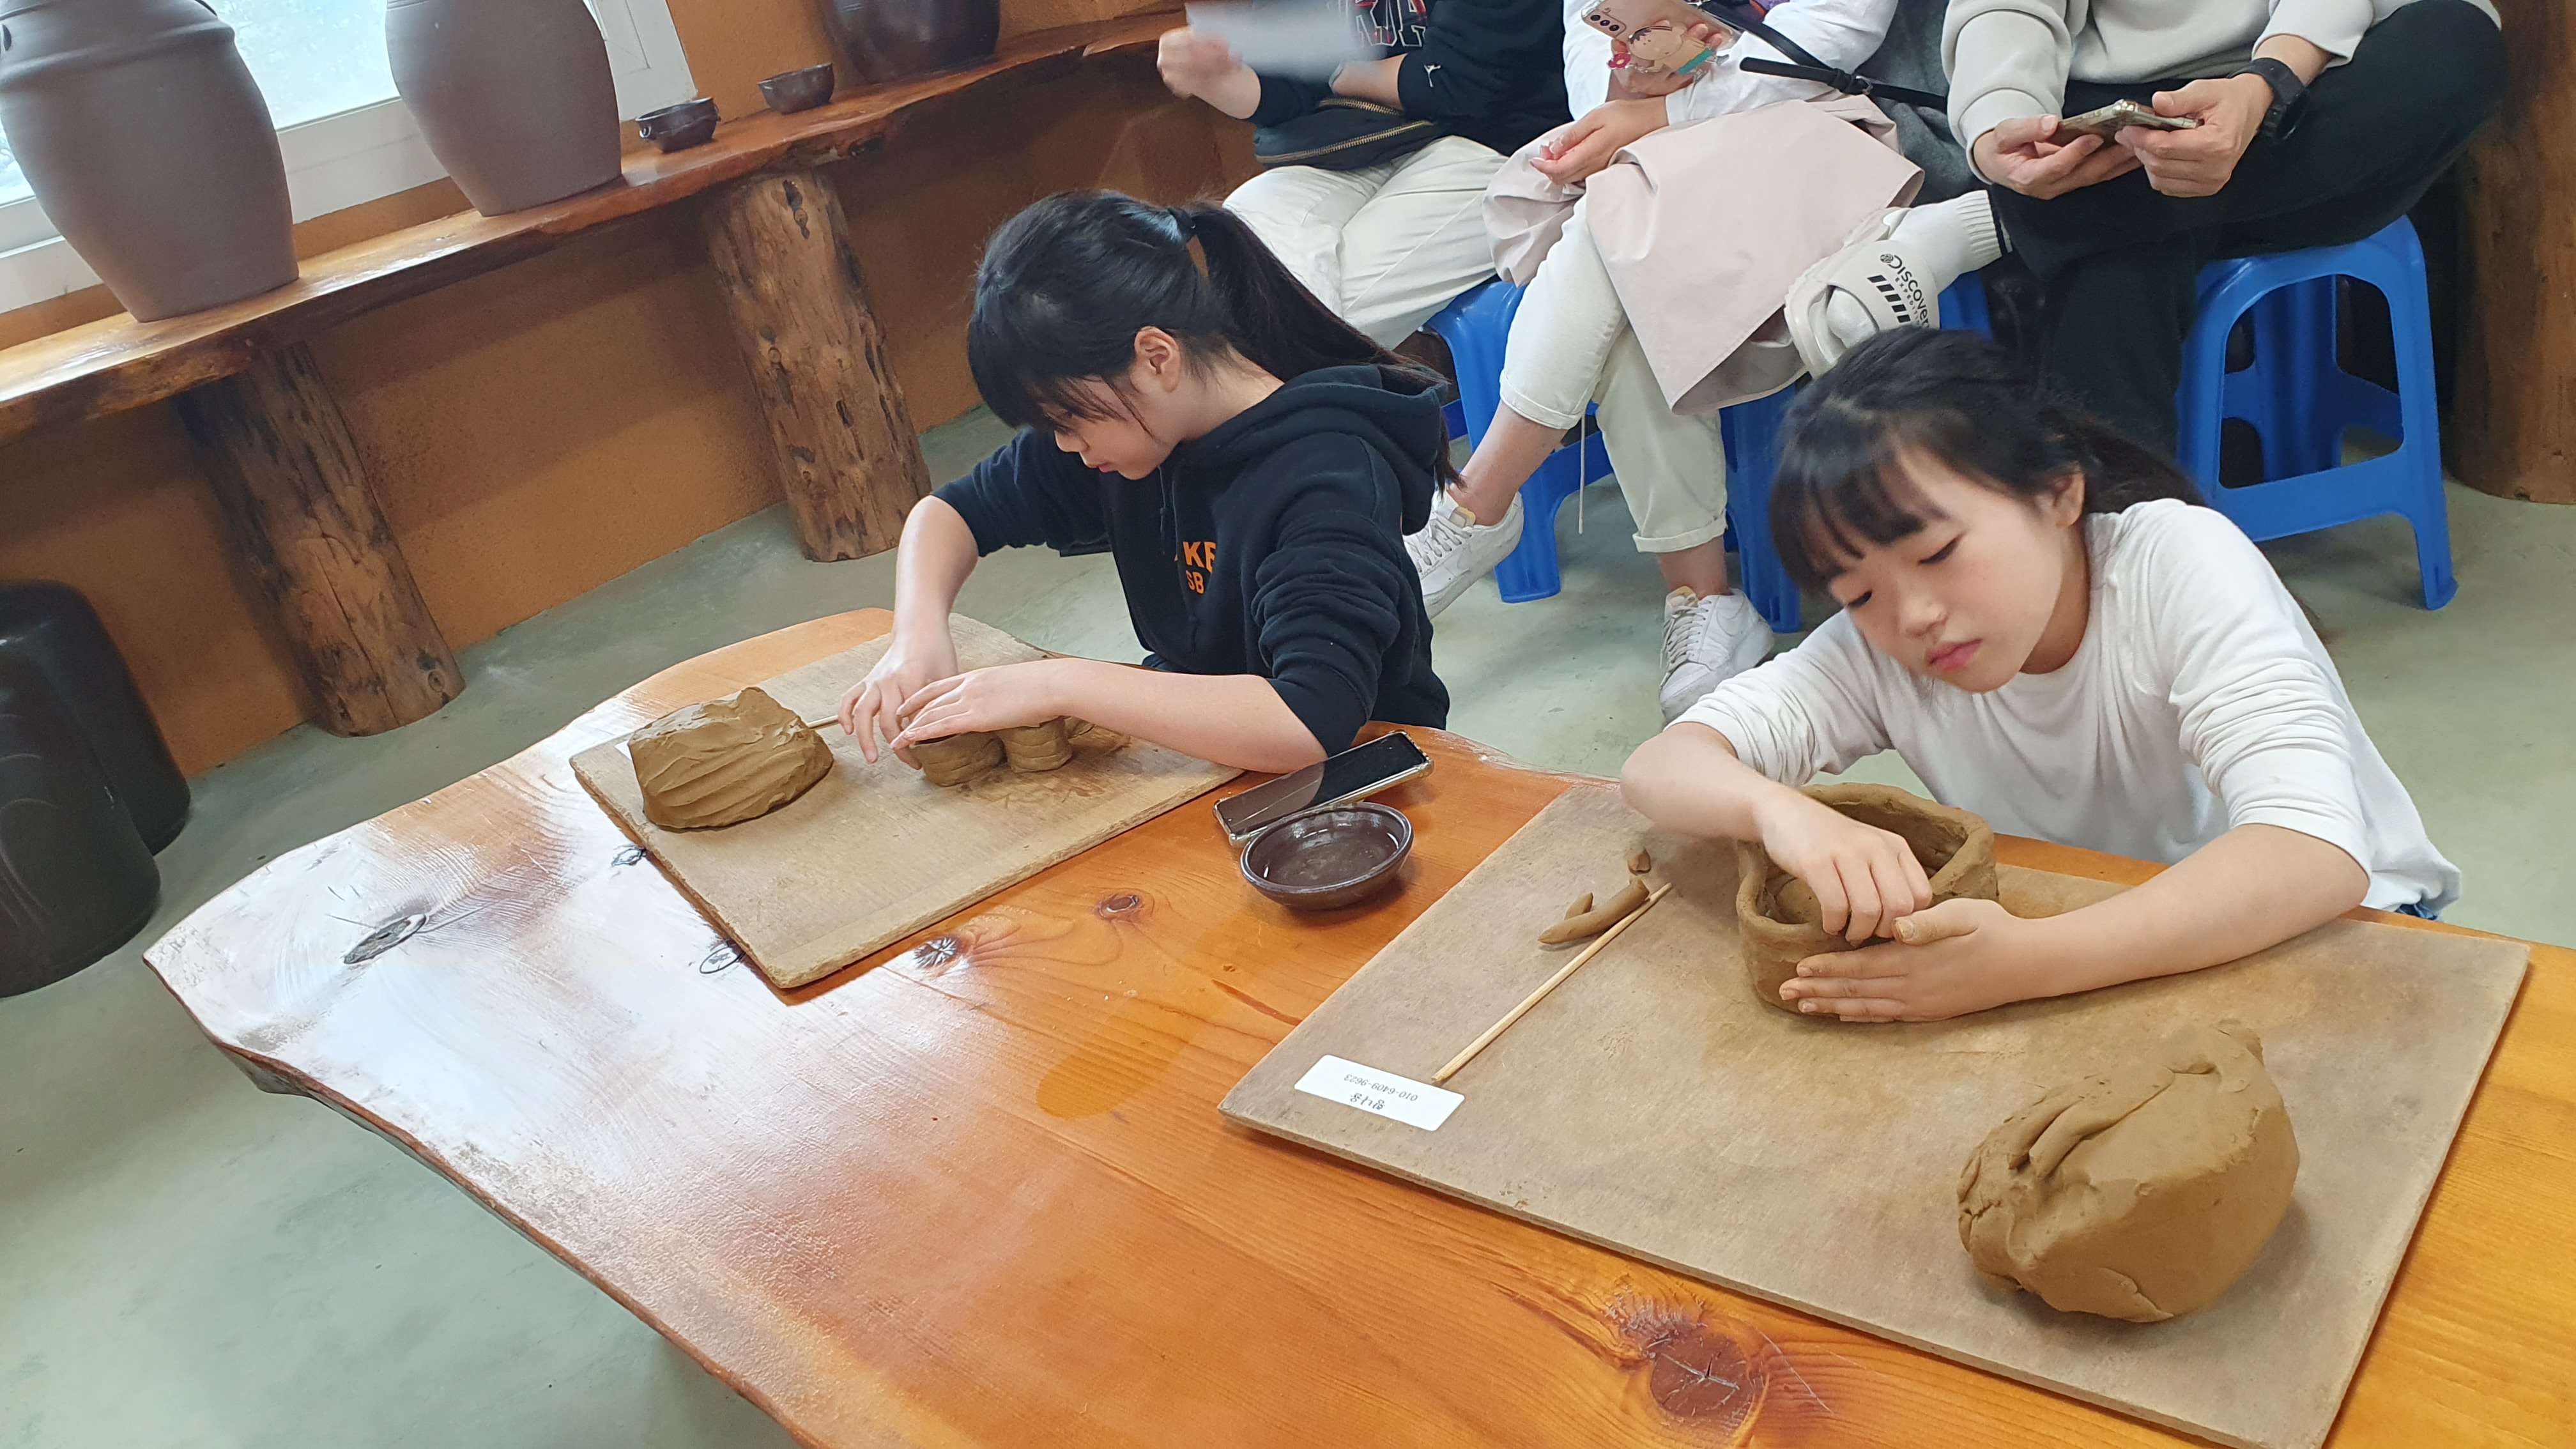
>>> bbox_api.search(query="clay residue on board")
[1957,1020,2300,1322]
[629,686,834,830]
[1540,878,1648,946]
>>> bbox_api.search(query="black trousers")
[1990,0,2506,453]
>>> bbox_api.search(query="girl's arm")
[837,497,977,762]
[1624,723,1932,944]
[1782,824,2366,1022]
[893,659,1327,775]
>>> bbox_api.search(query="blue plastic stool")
[1426,272,1993,622]
[2176,217,2455,609]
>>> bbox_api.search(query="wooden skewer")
[1432,882,1673,1085]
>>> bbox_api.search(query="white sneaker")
[1659,588,1774,723]
[1407,491,1524,618]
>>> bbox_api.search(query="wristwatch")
[2233,56,2309,142]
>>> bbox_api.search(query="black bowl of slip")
[1240,802,1413,912]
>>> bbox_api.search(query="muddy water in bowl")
[1241,803,1412,911]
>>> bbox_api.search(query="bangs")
[1770,423,1951,592]
[967,289,1135,433]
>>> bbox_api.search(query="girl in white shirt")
[1621,328,2458,1023]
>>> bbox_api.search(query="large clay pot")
[0,0,296,321]
[820,0,1000,86]
[386,0,622,217]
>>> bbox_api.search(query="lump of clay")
[1539,878,1648,946]
[630,686,834,831]
[1957,1022,2299,1322]
[1000,718,1073,772]
[1733,784,1998,1015]
[908,730,1004,787]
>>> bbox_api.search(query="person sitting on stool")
[1943,0,2504,454]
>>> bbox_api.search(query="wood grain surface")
[170,342,463,735]
[702,170,933,561]
[1222,785,2528,1449]
[0,15,1174,449]
[144,611,2576,1448]
[571,616,1238,989]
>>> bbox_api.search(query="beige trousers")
[1500,201,1730,554]
[1223,135,1508,348]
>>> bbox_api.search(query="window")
[0,0,698,315]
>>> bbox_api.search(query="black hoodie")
[934,365,1450,756]
[1248,0,1569,159]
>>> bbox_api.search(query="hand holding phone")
[2055,99,2200,140]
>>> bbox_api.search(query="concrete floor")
[6,409,2573,1448]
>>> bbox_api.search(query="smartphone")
[2056,100,2199,139]
[1215,732,1432,843]
[1581,0,1722,79]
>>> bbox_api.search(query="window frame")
[0,0,700,319]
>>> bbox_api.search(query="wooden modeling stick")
[1434,882,1673,1085]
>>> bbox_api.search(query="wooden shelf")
[0,13,1171,450]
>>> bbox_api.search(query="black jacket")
[1248,0,1569,159]
[935,365,1451,755]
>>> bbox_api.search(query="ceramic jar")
[386,0,621,217]
[0,0,296,321]
[820,0,999,86]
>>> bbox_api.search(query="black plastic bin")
[0,582,187,850]
[0,653,160,996]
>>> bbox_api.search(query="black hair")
[968,191,1453,477]
[1769,328,2203,592]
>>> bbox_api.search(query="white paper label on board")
[1293,1055,1463,1131]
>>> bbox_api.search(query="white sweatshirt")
[1943,0,2501,160]
[1676,500,2460,912]
[1555,0,1900,125]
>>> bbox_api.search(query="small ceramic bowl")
[636,98,719,153]
[759,63,837,114]
[1240,802,1413,912]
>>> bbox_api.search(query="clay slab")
[1221,785,2528,1449]
[574,617,1240,988]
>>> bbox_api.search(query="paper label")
[1293,1054,1463,1131]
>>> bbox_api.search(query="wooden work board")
[572,617,1240,989]
[1222,785,2528,1449]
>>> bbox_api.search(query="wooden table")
[146,611,2576,1447]
[0,17,1170,739]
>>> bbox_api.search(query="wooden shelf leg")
[174,343,463,736]
[703,169,934,562]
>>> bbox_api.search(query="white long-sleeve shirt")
[1555,0,1900,125]
[1943,0,2500,159]
[1676,500,2460,911]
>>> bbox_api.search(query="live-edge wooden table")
[145,611,2576,1447]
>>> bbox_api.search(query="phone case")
[1581,0,1719,77]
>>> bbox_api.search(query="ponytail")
[1768,328,2202,591]
[967,192,1449,473]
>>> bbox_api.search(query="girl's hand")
[891,659,1071,751]
[1751,788,1933,944]
[1972,115,2142,199]
[2119,76,2268,197]
[1531,99,1670,185]
[839,627,959,765]
[1778,898,2042,1022]
[1157,27,1246,102]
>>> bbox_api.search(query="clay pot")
[0,0,296,321]
[820,0,999,86]
[1734,784,1998,1015]
[386,0,622,217]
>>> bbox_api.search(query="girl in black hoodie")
[835,191,1452,774]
